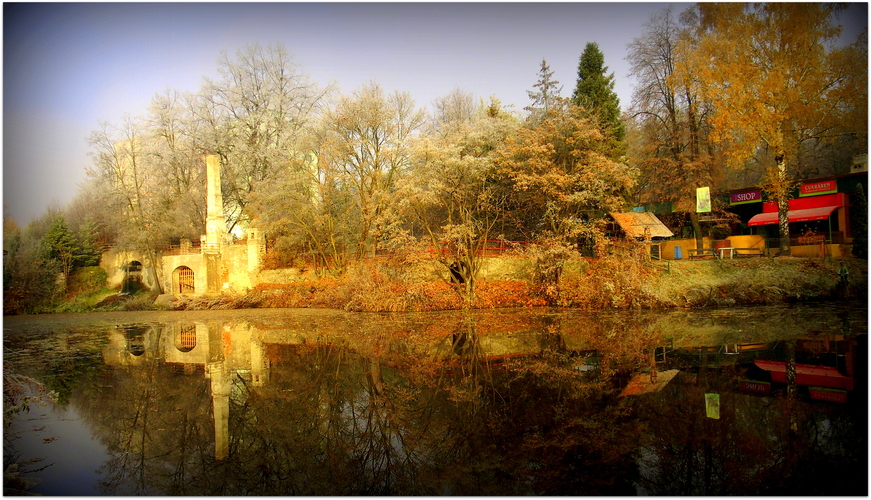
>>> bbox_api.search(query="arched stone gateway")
[121,260,143,294]
[172,266,195,295]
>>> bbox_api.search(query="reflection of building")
[102,319,274,460]
[97,310,863,465]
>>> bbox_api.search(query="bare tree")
[432,88,477,135]
[194,43,329,234]
[626,5,719,248]
[146,89,208,240]
[319,83,424,259]
[402,94,518,305]
[86,116,165,292]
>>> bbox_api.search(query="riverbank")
[161,256,867,313]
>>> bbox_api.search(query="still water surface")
[3,303,867,495]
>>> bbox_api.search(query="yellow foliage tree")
[678,3,867,255]
[496,100,635,243]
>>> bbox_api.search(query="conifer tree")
[571,42,625,149]
[75,215,103,267]
[525,59,563,125]
[42,215,78,288]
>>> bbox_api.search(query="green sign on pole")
[705,393,720,419]
[696,187,711,213]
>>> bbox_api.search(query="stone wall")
[100,248,160,290]
[222,243,253,292]
[254,256,540,286]
[478,256,536,281]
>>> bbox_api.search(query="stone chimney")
[204,155,227,253]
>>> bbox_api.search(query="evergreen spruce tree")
[42,215,80,287]
[525,59,563,125]
[75,215,103,267]
[571,42,626,149]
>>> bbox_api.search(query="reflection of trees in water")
[52,306,866,495]
[192,328,641,494]
[217,343,424,494]
[633,368,866,495]
[60,315,671,494]
[74,329,216,495]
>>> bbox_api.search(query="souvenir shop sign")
[800,180,837,197]
[730,190,761,205]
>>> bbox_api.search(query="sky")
[3,2,868,226]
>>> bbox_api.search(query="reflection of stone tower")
[250,336,270,387]
[203,155,227,294]
[206,322,230,461]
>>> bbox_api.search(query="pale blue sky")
[4,2,868,225]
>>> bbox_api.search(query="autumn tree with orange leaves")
[496,100,635,245]
[677,3,867,255]
[495,98,635,303]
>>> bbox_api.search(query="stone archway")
[172,266,195,295]
[121,260,143,294]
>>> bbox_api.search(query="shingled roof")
[609,212,674,240]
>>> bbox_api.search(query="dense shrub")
[67,266,107,295]
[3,245,61,314]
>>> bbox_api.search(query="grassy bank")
[166,257,866,313]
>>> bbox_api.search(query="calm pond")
[3,303,867,495]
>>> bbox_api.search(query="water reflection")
[3,304,867,495]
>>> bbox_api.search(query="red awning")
[747,206,839,226]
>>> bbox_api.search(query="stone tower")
[203,155,227,294]
[204,155,228,252]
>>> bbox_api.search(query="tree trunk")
[146,248,165,294]
[776,153,791,256]
[785,340,799,433]
[690,212,704,253]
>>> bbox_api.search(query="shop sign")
[730,190,761,205]
[809,387,847,403]
[739,379,771,395]
[800,180,837,197]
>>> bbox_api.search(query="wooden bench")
[688,248,717,259]
[731,247,766,257]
